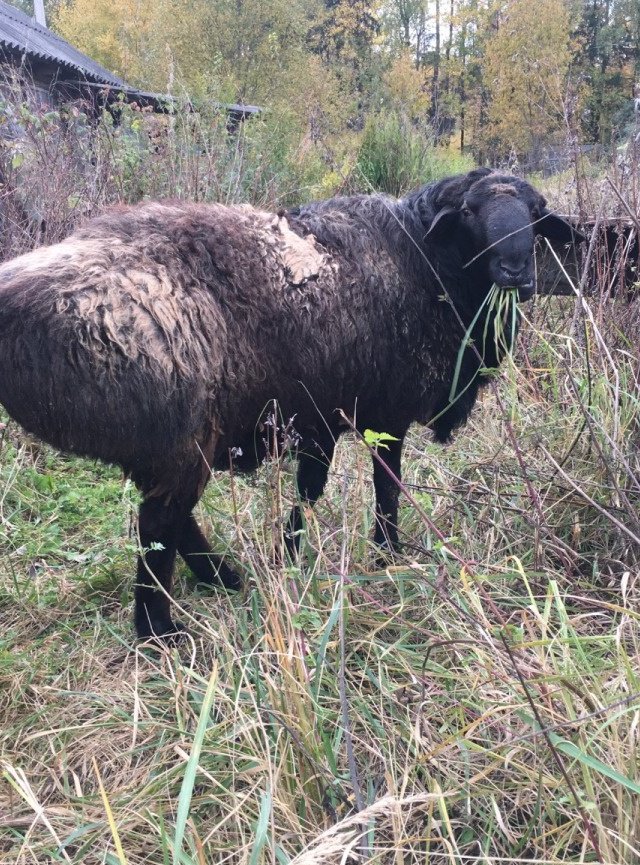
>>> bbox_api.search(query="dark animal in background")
[0,168,578,640]
[537,217,638,298]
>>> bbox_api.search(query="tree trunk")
[431,0,441,130]
[459,22,466,153]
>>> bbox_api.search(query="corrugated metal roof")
[0,0,124,86]
[79,79,263,117]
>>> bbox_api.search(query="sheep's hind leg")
[285,444,335,557]
[178,513,242,590]
[135,497,185,641]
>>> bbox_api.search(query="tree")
[380,0,429,68]
[573,0,640,143]
[381,49,430,119]
[54,0,216,92]
[479,0,574,162]
[307,0,381,123]
[308,0,379,67]
[54,0,324,105]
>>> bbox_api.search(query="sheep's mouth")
[502,283,535,302]
[516,282,535,301]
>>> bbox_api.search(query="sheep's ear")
[536,209,585,244]
[425,204,459,238]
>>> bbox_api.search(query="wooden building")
[0,0,260,124]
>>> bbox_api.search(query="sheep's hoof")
[137,618,187,645]
[184,553,243,592]
[373,540,402,570]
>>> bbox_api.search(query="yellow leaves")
[480,0,574,155]
[384,51,430,119]
[53,0,215,91]
[54,0,126,76]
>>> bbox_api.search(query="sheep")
[537,217,637,298]
[0,167,578,640]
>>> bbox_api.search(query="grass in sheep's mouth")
[448,283,519,405]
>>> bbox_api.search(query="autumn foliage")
[50,0,640,169]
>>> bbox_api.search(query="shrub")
[354,111,474,196]
[0,77,346,262]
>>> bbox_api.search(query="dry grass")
[1,284,639,864]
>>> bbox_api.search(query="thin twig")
[539,444,640,548]
[338,468,365,816]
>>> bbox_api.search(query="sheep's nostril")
[501,263,525,281]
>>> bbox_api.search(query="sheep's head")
[425,170,581,302]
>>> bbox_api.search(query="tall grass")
[0,81,639,864]
[0,83,476,263]
[0,76,337,261]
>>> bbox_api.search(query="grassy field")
[0,286,638,865]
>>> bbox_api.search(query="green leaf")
[363,429,400,450]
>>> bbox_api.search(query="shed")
[0,1,260,124]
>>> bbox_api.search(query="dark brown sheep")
[537,217,636,298]
[0,168,578,639]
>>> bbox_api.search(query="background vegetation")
[6,0,640,171]
[0,1,639,863]
[49,0,640,164]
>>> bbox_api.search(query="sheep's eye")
[461,205,472,217]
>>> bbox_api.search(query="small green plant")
[363,429,400,450]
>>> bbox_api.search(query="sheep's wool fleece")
[0,200,418,496]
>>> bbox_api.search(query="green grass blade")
[519,712,640,794]
[248,787,272,865]
[312,589,342,700]
[449,286,495,401]
[173,662,219,865]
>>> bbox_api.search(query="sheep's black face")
[465,189,537,301]
[425,173,581,303]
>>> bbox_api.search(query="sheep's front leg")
[135,497,184,641]
[285,443,335,556]
[177,513,242,590]
[372,433,405,556]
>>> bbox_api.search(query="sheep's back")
[0,221,226,475]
